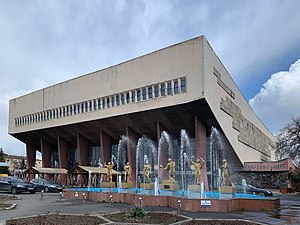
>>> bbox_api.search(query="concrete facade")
[8,36,275,186]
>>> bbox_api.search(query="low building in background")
[4,154,42,177]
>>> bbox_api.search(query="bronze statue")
[191,158,205,184]
[124,162,131,183]
[221,159,230,186]
[143,163,151,183]
[104,161,114,182]
[160,158,175,181]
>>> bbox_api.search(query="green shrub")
[126,206,146,219]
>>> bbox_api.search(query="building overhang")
[10,98,217,150]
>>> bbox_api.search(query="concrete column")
[194,115,208,190]
[77,133,89,166]
[156,121,168,178]
[41,139,51,168]
[100,130,112,164]
[26,141,36,181]
[57,136,68,185]
[126,126,138,185]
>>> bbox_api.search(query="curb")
[5,203,17,210]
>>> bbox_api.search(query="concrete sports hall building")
[8,36,275,186]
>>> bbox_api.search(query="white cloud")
[1,0,300,156]
[249,59,300,133]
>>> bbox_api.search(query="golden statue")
[160,158,175,181]
[221,159,230,186]
[104,161,114,182]
[143,163,151,183]
[191,158,205,184]
[124,162,131,183]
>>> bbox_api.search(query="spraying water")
[117,135,127,172]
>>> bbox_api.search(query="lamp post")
[138,197,143,208]
[177,200,181,214]
[109,195,113,207]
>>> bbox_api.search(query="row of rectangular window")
[15,77,186,127]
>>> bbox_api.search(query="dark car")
[30,178,64,192]
[0,176,36,194]
[235,184,273,196]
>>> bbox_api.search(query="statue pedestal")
[160,180,179,190]
[188,184,201,192]
[122,182,134,189]
[101,181,116,188]
[219,186,236,194]
[140,183,154,189]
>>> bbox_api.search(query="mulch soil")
[182,219,262,225]
[0,194,18,210]
[104,211,186,224]
[6,214,107,225]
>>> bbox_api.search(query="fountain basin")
[65,188,280,213]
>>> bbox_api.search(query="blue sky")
[1,0,300,156]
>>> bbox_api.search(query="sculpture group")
[98,156,231,192]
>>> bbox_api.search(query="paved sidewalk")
[0,192,300,224]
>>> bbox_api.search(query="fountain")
[136,135,157,190]
[67,127,278,213]
[118,175,122,193]
[242,179,247,194]
[117,135,127,172]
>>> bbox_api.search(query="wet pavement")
[0,191,299,224]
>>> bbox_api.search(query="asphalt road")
[0,191,299,224]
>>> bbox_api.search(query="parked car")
[0,176,36,194]
[30,178,64,192]
[235,184,273,196]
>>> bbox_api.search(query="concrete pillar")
[26,141,36,181]
[77,133,89,166]
[100,130,112,165]
[40,139,51,168]
[126,126,138,186]
[194,115,208,190]
[57,136,68,185]
[156,121,168,178]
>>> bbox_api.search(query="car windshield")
[10,177,24,183]
[45,179,59,184]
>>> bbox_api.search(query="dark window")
[107,98,110,108]
[93,100,97,110]
[142,88,146,100]
[89,101,92,111]
[102,98,106,109]
[148,87,153,99]
[116,95,120,106]
[167,82,172,95]
[85,102,88,112]
[60,108,62,117]
[46,111,49,120]
[70,106,73,115]
[98,99,101,109]
[121,93,125,105]
[154,85,159,98]
[174,80,179,94]
[63,108,66,117]
[111,96,115,107]
[126,92,130,104]
[131,91,135,103]
[137,89,141,101]
[181,78,186,92]
[81,103,84,113]
[161,83,165,96]
[74,105,76,114]
[77,104,80,114]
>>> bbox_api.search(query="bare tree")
[276,117,300,166]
